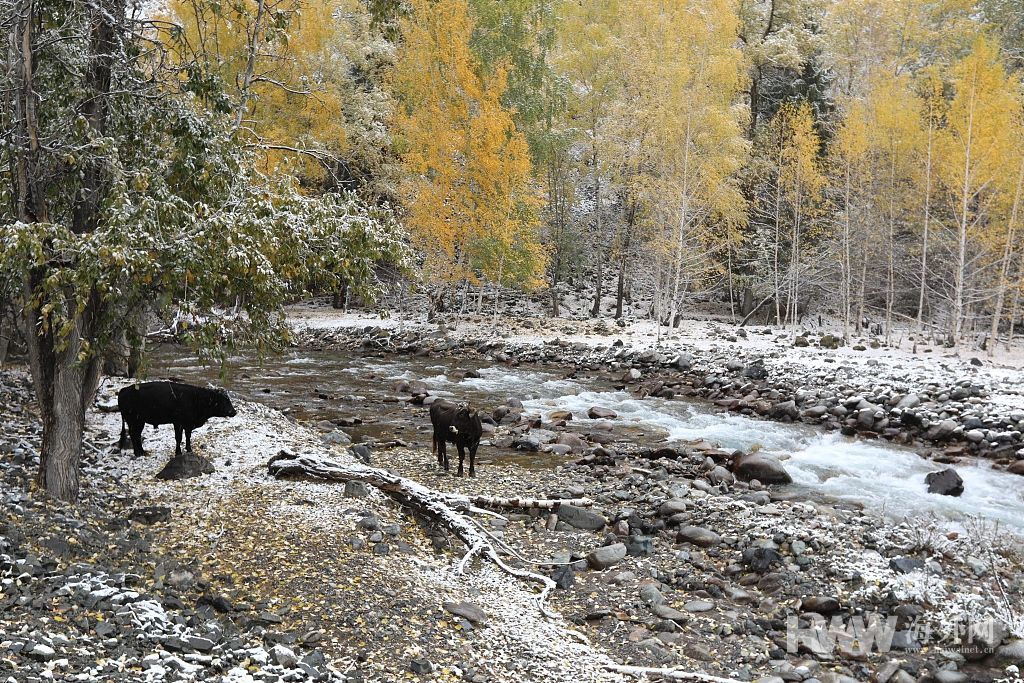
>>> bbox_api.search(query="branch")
[605,664,747,683]
[266,452,591,618]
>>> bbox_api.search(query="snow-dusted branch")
[266,451,592,618]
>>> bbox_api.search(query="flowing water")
[147,346,1024,535]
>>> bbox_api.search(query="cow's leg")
[129,421,145,458]
[456,442,466,477]
[439,437,450,472]
[173,424,183,457]
[469,443,478,477]
[185,428,193,453]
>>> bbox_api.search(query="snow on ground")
[87,385,626,683]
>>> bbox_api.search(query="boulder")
[732,453,792,485]
[658,499,690,517]
[889,557,925,574]
[554,432,588,453]
[587,406,618,419]
[587,543,627,570]
[801,596,841,614]
[155,453,215,480]
[1007,460,1024,476]
[769,401,799,420]
[925,468,964,496]
[930,419,958,440]
[557,505,607,531]
[677,526,721,548]
[742,364,768,380]
[443,601,486,624]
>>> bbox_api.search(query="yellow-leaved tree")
[393,0,544,317]
[618,0,749,334]
[937,37,1019,343]
[863,73,924,343]
[165,0,392,191]
[778,102,826,329]
[831,98,871,339]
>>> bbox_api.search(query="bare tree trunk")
[952,87,977,344]
[1008,269,1021,350]
[232,0,267,131]
[615,202,636,319]
[917,114,935,333]
[671,116,694,334]
[885,152,897,345]
[988,155,1024,355]
[773,137,783,326]
[590,172,603,318]
[491,254,504,331]
[841,160,853,341]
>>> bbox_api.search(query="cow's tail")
[117,415,130,450]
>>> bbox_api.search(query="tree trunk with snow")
[988,156,1024,355]
[9,0,117,500]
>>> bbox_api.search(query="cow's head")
[455,403,478,423]
[212,388,237,418]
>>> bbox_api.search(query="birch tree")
[937,38,1017,343]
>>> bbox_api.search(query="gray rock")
[651,603,689,622]
[639,584,664,606]
[889,557,925,574]
[344,481,369,498]
[552,564,574,589]
[931,418,958,440]
[733,453,792,485]
[709,465,735,485]
[587,543,627,570]
[270,644,298,668]
[896,394,921,410]
[155,453,215,480]
[29,644,55,661]
[557,505,606,531]
[742,546,783,573]
[322,430,352,446]
[443,601,486,624]
[684,600,714,612]
[587,406,618,419]
[677,526,721,548]
[659,499,690,516]
[926,468,964,496]
[625,536,654,557]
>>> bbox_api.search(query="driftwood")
[738,294,773,327]
[267,451,593,617]
[605,664,746,683]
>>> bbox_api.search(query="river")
[148,346,1024,535]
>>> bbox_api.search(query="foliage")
[392,0,545,291]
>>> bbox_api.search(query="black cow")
[430,399,483,477]
[118,381,236,458]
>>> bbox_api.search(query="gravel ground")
[4,337,1024,683]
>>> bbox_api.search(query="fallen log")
[267,451,591,617]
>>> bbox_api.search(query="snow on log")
[266,451,590,617]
